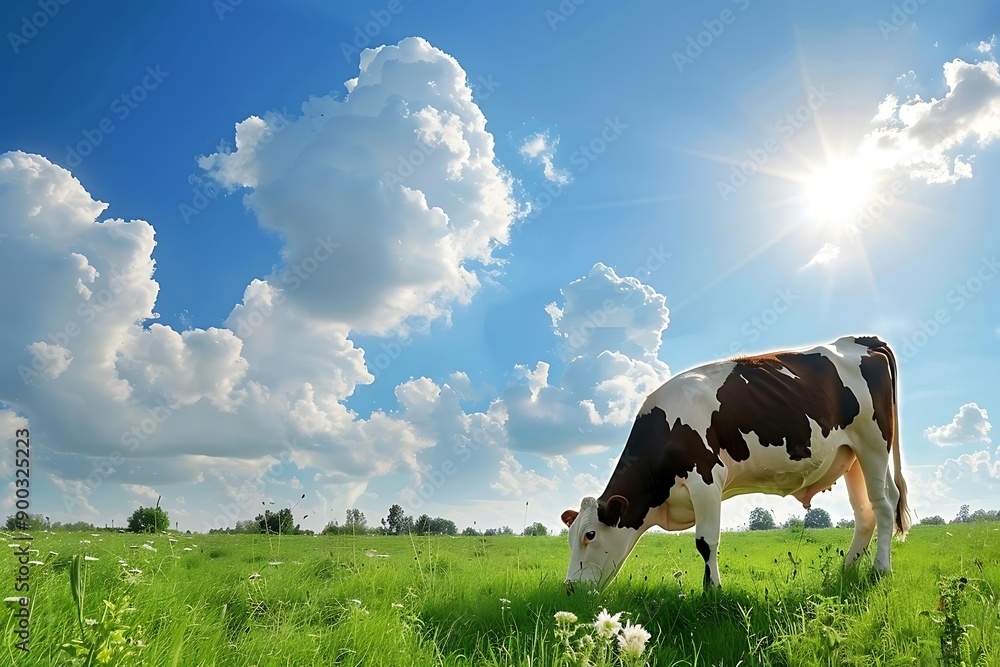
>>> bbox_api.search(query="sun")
[803,156,877,224]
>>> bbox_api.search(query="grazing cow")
[562,335,910,591]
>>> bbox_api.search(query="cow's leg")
[843,459,875,566]
[856,446,894,571]
[689,483,723,589]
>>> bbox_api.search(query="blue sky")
[1,1,998,534]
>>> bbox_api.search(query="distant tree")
[954,504,971,524]
[804,508,832,529]
[385,504,411,535]
[919,515,946,526]
[233,519,259,534]
[523,522,549,536]
[322,520,340,535]
[127,506,169,533]
[429,517,458,535]
[784,516,804,530]
[5,513,45,531]
[748,507,775,531]
[345,508,367,531]
[498,525,514,535]
[414,514,432,535]
[255,508,295,535]
[461,527,480,536]
[970,509,1000,523]
[836,518,855,529]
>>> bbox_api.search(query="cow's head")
[562,495,640,592]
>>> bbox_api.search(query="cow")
[561,335,910,591]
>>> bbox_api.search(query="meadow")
[3,524,999,666]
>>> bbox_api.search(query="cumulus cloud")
[123,484,161,502]
[520,132,570,185]
[572,473,602,496]
[502,263,671,454]
[925,403,992,446]
[0,38,521,522]
[200,36,519,336]
[862,58,1000,184]
[930,447,1000,500]
[490,452,559,496]
[803,243,840,269]
[976,35,996,54]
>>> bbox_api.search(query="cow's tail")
[883,342,911,538]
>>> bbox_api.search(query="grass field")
[3,524,999,666]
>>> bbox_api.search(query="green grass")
[3,524,999,665]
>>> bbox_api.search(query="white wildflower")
[617,621,652,658]
[141,544,157,552]
[183,547,192,551]
[593,608,622,639]
[85,618,97,626]
[554,611,578,624]
[248,573,261,580]
[391,603,404,609]
[84,556,99,562]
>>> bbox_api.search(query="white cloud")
[490,452,559,496]
[545,455,570,474]
[803,243,840,269]
[572,473,602,496]
[502,263,671,454]
[0,38,521,519]
[929,447,1000,503]
[519,132,571,185]
[872,94,899,123]
[925,403,992,446]
[122,484,161,502]
[862,59,1000,184]
[976,35,996,54]
[200,36,519,336]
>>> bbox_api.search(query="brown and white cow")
[562,335,910,591]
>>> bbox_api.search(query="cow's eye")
[585,530,596,541]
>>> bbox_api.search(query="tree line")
[747,503,1000,531]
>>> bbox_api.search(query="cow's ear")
[561,509,579,527]
[605,495,629,525]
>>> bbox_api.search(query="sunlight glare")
[803,157,876,224]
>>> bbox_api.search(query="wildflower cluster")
[553,608,652,666]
